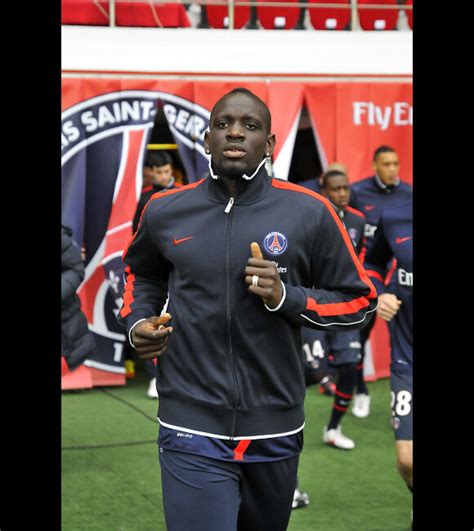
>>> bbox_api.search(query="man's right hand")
[131,313,173,360]
[376,293,402,322]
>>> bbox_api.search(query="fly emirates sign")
[353,102,412,131]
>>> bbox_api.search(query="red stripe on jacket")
[120,266,136,317]
[271,180,376,316]
[366,269,384,284]
[306,295,370,316]
[384,258,398,286]
[345,205,365,218]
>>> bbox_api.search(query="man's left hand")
[245,242,283,309]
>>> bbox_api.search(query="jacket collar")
[328,200,345,219]
[202,161,272,205]
[208,157,267,181]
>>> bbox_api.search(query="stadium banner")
[304,83,412,184]
[303,83,337,171]
[62,78,411,388]
[268,83,305,180]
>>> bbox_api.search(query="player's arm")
[245,202,378,331]
[117,205,173,359]
[364,217,401,321]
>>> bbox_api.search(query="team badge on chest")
[263,231,288,256]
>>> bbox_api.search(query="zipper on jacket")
[224,197,234,214]
[225,201,240,439]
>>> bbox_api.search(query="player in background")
[302,170,367,450]
[349,146,412,418]
[293,169,368,509]
[298,164,350,398]
[317,162,349,396]
[364,201,413,517]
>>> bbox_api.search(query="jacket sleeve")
[117,205,171,336]
[61,231,85,303]
[364,216,393,296]
[269,200,378,331]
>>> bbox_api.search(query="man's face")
[373,151,400,186]
[204,93,275,179]
[152,164,173,187]
[322,175,350,210]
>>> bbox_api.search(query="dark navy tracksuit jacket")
[365,201,413,374]
[301,203,367,369]
[118,166,378,440]
[350,174,412,343]
[350,174,413,254]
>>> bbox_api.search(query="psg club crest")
[348,227,357,241]
[61,89,210,374]
[263,231,288,256]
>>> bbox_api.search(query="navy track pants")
[159,448,299,531]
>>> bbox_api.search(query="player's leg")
[320,365,337,397]
[159,448,241,531]
[323,331,360,450]
[301,327,328,386]
[396,440,413,489]
[301,327,335,396]
[356,314,374,394]
[352,315,375,417]
[391,370,413,491]
[238,455,299,531]
[323,363,357,450]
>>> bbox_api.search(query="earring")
[266,153,270,157]
[205,148,210,154]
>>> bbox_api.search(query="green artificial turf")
[62,365,411,530]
